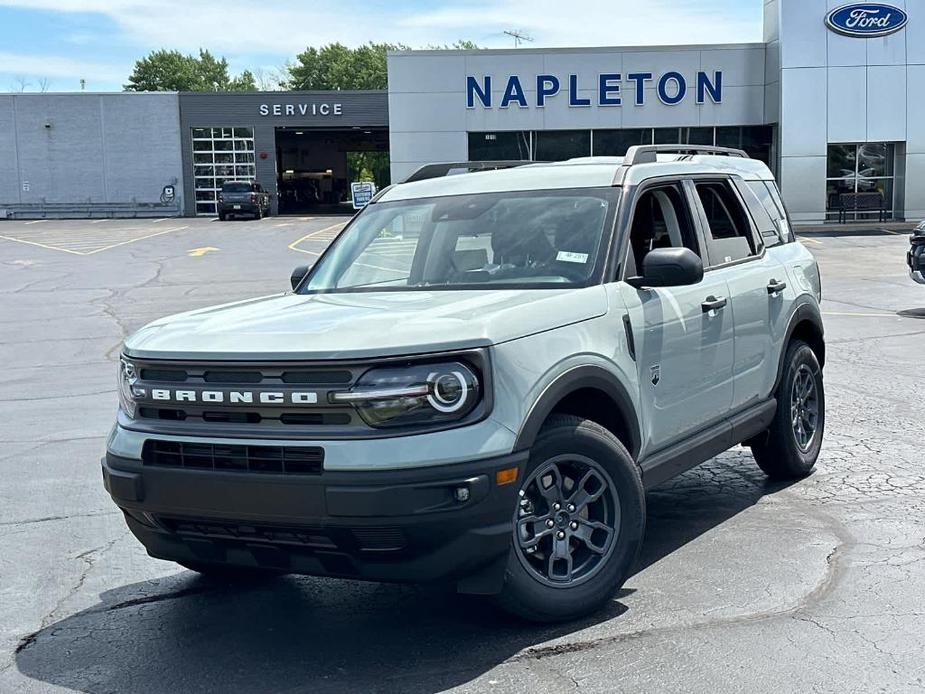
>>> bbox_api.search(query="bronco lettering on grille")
[150,389,318,405]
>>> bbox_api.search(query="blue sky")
[0,0,763,92]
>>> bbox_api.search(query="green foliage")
[287,41,479,90]
[347,151,391,190]
[287,43,403,90]
[125,49,257,92]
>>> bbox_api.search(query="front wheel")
[751,340,825,480]
[496,415,645,622]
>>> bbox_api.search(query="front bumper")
[103,448,527,592]
[909,237,925,284]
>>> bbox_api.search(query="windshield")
[300,188,617,293]
[223,182,253,192]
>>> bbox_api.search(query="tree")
[124,49,257,92]
[287,41,478,91]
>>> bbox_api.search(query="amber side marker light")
[496,467,519,486]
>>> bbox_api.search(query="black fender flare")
[513,364,641,458]
[773,301,825,393]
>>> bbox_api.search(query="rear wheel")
[751,340,825,479]
[255,205,263,220]
[496,415,645,622]
[218,212,227,221]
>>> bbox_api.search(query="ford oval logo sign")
[826,3,908,37]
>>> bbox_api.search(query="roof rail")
[623,145,749,166]
[402,160,531,183]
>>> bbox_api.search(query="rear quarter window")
[749,180,794,245]
[735,179,782,248]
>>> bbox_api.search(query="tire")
[255,206,263,220]
[218,212,226,221]
[178,560,284,582]
[751,339,825,480]
[496,415,645,622]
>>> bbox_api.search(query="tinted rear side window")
[694,181,756,264]
[750,181,793,244]
[736,180,781,248]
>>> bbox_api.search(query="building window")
[593,129,651,156]
[191,127,256,215]
[533,130,591,161]
[826,143,896,221]
[468,131,531,161]
[466,125,775,167]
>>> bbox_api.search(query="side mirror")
[627,247,703,288]
[290,265,310,291]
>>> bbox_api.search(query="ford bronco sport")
[104,146,826,622]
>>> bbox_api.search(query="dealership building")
[1,0,923,223]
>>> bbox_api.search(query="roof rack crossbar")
[622,145,749,167]
[402,160,532,183]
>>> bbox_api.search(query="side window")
[735,179,781,248]
[627,183,700,273]
[759,181,794,243]
[694,181,757,265]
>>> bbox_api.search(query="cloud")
[0,50,124,82]
[0,0,763,54]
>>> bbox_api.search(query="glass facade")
[468,126,775,169]
[826,143,896,221]
[191,127,256,215]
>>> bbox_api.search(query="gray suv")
[104,146,825,622]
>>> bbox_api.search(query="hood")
[124,286,609,361]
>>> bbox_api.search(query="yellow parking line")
[879,228,901,235]
[0,234,85,255]
[82,225,189,254]
[288,222,347,255]
[798,236,823,246]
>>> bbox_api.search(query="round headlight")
[427,371,468,413]
[333,360,481,428]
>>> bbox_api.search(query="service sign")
[351,181,376,210]
[825,3,908,37]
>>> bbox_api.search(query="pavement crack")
[14,533,125,656]
[0,510,119,527]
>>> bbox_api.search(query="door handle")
[767,279,788,295]
[701,295,727,312]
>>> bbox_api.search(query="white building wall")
[388,45,768,183]
[773,0,920,221]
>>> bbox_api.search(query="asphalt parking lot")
[0,215,923,693]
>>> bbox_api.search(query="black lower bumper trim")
[103,450,527,589]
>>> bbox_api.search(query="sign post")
[350,181,376,210]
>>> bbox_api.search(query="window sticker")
[556,251,589,264]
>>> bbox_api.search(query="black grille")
[158,517,407,552]
[143,440,323,475]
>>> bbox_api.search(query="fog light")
[454,487,470,502]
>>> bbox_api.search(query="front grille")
[158,517,407,552]
[143,440,323,475]
[130,360,364,435]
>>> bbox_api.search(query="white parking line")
[24,219,48,225]
[90,218,111,224]
[151,218,174,223]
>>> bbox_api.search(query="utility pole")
[503,30,534,48]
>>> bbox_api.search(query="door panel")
[621,277,734,453]
[620,180,734,455]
